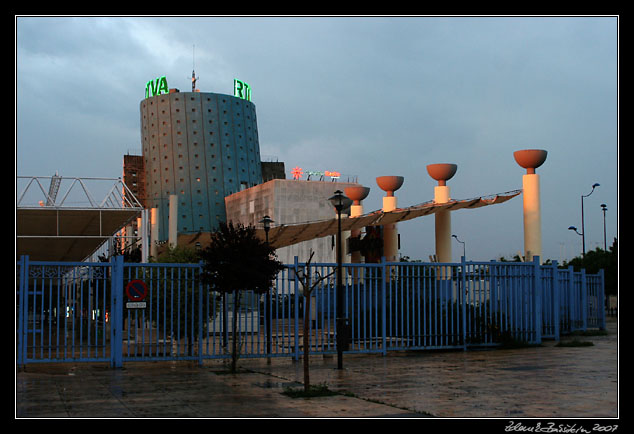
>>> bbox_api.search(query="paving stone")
[16,318,617,418]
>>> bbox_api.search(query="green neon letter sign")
[234,78,251,101]
[145,76,169,98]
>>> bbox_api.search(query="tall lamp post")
[259,215,273,244]
[580,183,600,257]
[452,234,466,261]
[568,225,583,255]
[259,215,274,356]
[329,190,352,370]
[601,204,608,251]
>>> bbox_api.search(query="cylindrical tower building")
[141,90,263,241]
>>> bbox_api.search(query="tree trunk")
[303,294,310,392]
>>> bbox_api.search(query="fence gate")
[17,256,113,365]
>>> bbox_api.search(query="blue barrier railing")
[16,255,606,367]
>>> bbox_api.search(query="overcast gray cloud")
[16,16,618,263]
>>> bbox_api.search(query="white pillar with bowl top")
[513,149,547,263]
[376,176,404,263]
[426,164,457,265]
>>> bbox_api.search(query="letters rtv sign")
[144,76,253,101]
[234,79,251,101]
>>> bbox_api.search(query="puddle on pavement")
[253,380,301,389]
[500,365,545,371]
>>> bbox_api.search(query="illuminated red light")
[291,166,304,180]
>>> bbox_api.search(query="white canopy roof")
[16,176,144,261]
[256,190,521,248]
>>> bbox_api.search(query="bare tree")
[297,251,335,392]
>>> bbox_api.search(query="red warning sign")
[125,279,148,302]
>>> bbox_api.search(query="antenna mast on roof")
[191,44,199,92]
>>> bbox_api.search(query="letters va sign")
[145,76,169,98]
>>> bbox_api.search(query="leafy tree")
[199,222,284,373]
[564,238,618,296]
[497,254,524,262]
[151,245,199,263]
[495,239,617,297]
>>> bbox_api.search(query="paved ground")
[15,318,618,419]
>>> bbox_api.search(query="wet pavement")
[15,318,618,419]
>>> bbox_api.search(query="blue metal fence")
[17,256,113,365]
[16,255,605,367]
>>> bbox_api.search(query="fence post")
[533,256,542,345]
[581,268,588,331]
[198,261,204,366]
[110,255,124,368]
[552,261,560,340]
[381,256,387,356]
[599,269,606,330]
[17,255,29,368]
[568,265,574,333]
[461,255,467,350]
[293,256,300,361]
[490,259,497,317]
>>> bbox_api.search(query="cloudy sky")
[16,16,618,263]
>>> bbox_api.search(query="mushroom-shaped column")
[376,176,404,262]
[514,149,547,263]
[345,186,370,219]
[345,186,370,282]
[427,164,457,266]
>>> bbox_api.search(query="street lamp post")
[259,215,274,356]
[328,190,352,370]
[259,215,273,244]
[568,226,583,250]
[601,204,608,251]
[452,234,466,261]
[580,183,599,257]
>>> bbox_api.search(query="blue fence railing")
[16,255,606,367]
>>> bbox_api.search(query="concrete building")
[261,161,286,182]
[140,89,263,242]
[225,178,360,264]
[121,154,147,253]
[122,154,147,207]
